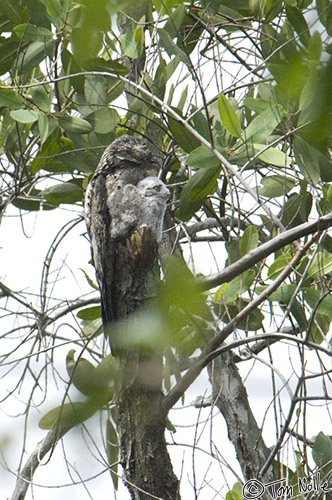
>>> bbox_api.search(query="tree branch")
[162,236,316,413]
[199,213,332,291]
[208,352,275,487]
[10,429,66,500]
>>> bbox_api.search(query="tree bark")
[208,352,274,486]
[108,227,180,499]
[117,370,179,499]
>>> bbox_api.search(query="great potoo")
[84,135,169,347]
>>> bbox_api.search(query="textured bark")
[109,227,159,332]
[117,367,180,499]
[208,352,274,486]
[106,226,180,499]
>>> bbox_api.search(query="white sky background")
[1,204,331,500]
[1,8,332,500]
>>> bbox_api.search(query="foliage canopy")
[1,0,332,499]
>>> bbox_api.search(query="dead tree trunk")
[117,374,179,499]
[208,352,274,494]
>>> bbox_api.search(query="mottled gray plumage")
[108,177,169,242]
[85,135,161,238]
[84,135,168,333]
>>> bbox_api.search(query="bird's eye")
[154,185,161,191]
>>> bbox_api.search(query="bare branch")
[10,429,66,500]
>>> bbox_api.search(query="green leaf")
[308,312,330,345]
[285,5,310,46]
[17,40,55,72]
[177,166,220,221]
[177,86,188,112]
[189,167,220,201]
[168,109,201,153]
[244,97,271,114]
[42,181,83,205]
[226,481,243,500]
[39,0,63,17]
[220,270,256,304]
[0,88,23,109]
[191,107,210,141]
[317,0,332,35]
[258,176,296,197]
[30,130,62,173]
[213,297,264,331]
[239,226,259,256]
[10,109,39,123]
[66,350,113,401]
[83,58,129,76]
[253,144,290,166]
[66,349,97,397]
[165,54,181,80]
[157,255,208,333]
[266,284,307,330]
[38,112,49,144]
[12,189,43,211]
[322,234,332,254]
[106,417,119,491]
[267,283,297,303]
[81,317,103,338]
[13,23,54,42]
[186,145,221,169]
[307,31,322,61]
[89,108,119,135]
[244,104,285,142]
[303,288,332,317]
[281,192,312,228]
[84,74,107,107]
[293,136,322,184]
[307,252,332,279]
[158,28,191,67]
[268,254,292,280]
[218,94,242,138]
[0,37,19,76]
[231,482,243,500]
[57,115,93,134]
[224,240,242,266]
[71,23,104,65]
[0,0,25,23]
[153,57,167,100]
[31,85,51,112]
[77,306,101,320]
[95,353,116,382]
[249,0,266,17]
[39,401,97,430]
[80,269,99,290]
[120,26,143,59]
[163,2,187,38]
[312,432,332,473]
